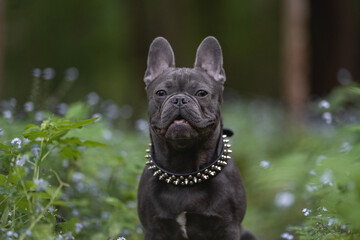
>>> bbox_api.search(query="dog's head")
[144,37,226,144]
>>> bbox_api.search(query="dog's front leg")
[144,230,168,240]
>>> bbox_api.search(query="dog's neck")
[149,123,223,174]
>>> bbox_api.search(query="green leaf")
[23,129,48,140]
[60,146,82,160]
[81,140,107,147]
[65,102,90,120]
[7,166,25,184]
[71,117,98,128]
[16,197,30,212]
[0,143,12,150]
[1,205,9,226]
[350,87,360,95]
[30,192,52,199]
[52,200,70,206]
[23,123,40,131]
[0,174,7,187]
[58,217,78,234]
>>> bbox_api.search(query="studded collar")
[144,133,232,186]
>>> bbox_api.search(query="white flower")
[8,211,12,216]
[6,230,14,236]
[34,111,45,122]
[322,112,332,124]
[260,160,271,168]
[87,92,100,106]
[340,142,352,153]
[24,101,34,112]
[322,207,328,212]
[57,103,68,115]
[302,208,311,216]
[309,170,316,176]
[92,113,102,122]
[43,67,56,80]
[281,232,294,240]
[102,129,112,140]
[135,119,149,132]
[32,68,42,77]
[275,192,295,208]
[65,67,79,82]
[328,218,338,226]
[56,234,64,240]
[72,172,84,182]
[321,169,333,186]
[316,155,327,165]
[11,138,22,149]
[62,160,69,168]
[26,229,32,236]
[31,147,41,157]
[117,237,126,240]
[75,223,83,233]
[16,155,29,166]
[34,178,49,191]
[318,100,330,109]
[3,110,12,119]
[306,184,318,192]
[65,232,74,240]
[106,104,120,120]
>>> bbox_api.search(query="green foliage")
[1,85,360,239]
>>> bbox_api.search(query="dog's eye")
[195,90,208,97]
[156,90,167,96]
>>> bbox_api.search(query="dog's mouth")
[173,115,188,125]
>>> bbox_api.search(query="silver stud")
[153,170,162,176]
[197,173,201,177]
[204,169,209,174]
[145,154,151,159]
[215,166,222,171]
[189,181,194,185]
[173,179,180,185]
[181,181,185,186]
[179,176,184,180]
[198,178,202,183]
[193,177,198,183]
[225,155,231,160]
[171,175,176,180]
[165,177,172,183]
[148,165,156,170]
[146,149,151,153]
[225,144,231,148]
[222,135,227,138]
[223,139,229,143]
[148,143,152,146]
[184,179,189,185]
[145,160,153,165]
[209,171,216,176]
[159,173,167,180]
[188,175,193,179]
[224,149,232,154]
[211,165,216,170]
[201,174,209,180]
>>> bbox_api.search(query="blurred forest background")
[1,1,360,240]
[0,0,359,116]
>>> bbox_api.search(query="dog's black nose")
[171,95,189,108]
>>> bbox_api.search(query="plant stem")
[18,182,64,240]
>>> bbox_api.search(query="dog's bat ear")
[144,37,175,86]
[194,36,226,84]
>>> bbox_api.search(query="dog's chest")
[157,211,222,240]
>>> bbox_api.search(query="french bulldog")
[137,36,257,240]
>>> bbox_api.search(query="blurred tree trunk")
[282,0,310,119]
[310,0,360,95]
[0,0,5,98]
